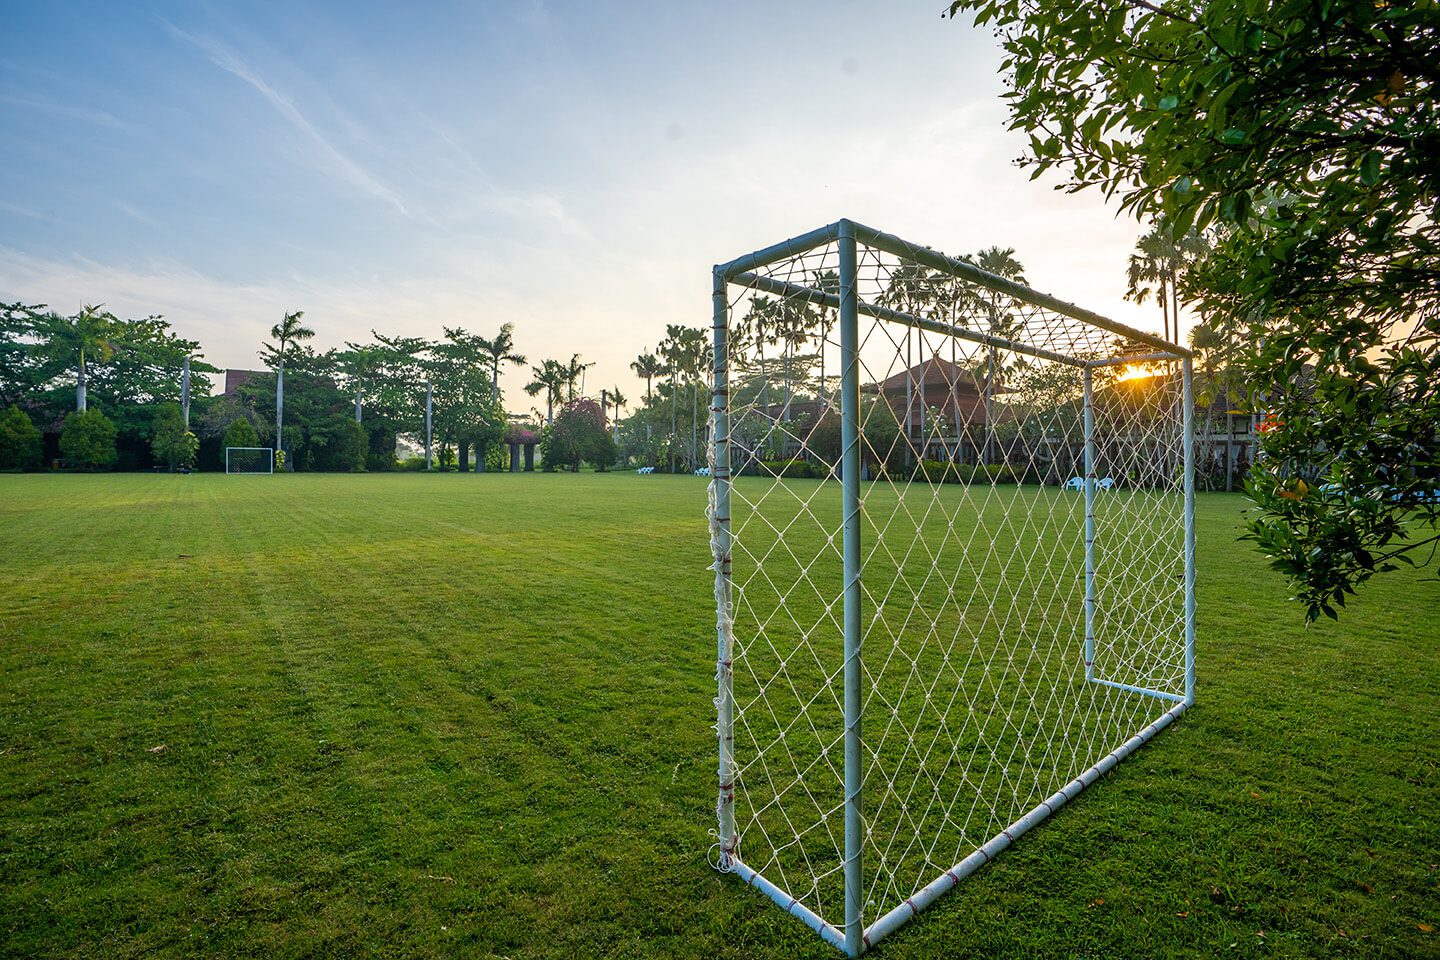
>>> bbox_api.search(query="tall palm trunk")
[355,387,362,423]
[181,356,191,430]
[904,329,915,466]
[782,344,792,423]
[984,347,995,466]
[276,361,284,466]
[691,379,699,469]
[76,347,87,412]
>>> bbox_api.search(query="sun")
[1115,363,1159,383]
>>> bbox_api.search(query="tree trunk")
[76,350,87,412]
[1226,412,1236,492]
[904,330,913,468]
[459,440,470,473]
[276,361,285,469]
[355,389,362,423]
[425,381,433,469]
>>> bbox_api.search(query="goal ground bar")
[862,701,1189,952]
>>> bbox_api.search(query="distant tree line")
[0,303,616,473]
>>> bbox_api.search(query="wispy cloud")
[0,92,126,129]
[158,17,409,217]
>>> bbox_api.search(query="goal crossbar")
[716,218,1193,362]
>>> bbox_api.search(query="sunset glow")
[1115,363,1159,383]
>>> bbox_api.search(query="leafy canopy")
[947,0,1439,620]
[60,408,118,469]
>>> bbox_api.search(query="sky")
[0,0,1157,412]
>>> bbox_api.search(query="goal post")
[708,219,1197,955]
[225,447,275,475]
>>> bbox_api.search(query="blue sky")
[0,0,1152,407]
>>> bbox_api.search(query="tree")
[1124,219,1208,345]
[60,408,117,469]
[223,416,261,450]
[946,0,1439,620]
[630,352,662,403]
[543,397,615,471]
[524,359,568,424]
[150,402,197,470]
[963,246,1028,465]
[477,323,526,398]
[35,304,116,412]
[0,405,42,470]
[429,328,507,469]
[262,310,314,470]
[338,345,381,423]
[561,353,594,401]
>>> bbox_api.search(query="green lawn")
[1,473,1436,959]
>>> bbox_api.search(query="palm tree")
[562,353,593,401]
[262,310,314,465]
[740,297,777,419]
[811,270,840,408]
[880,263,948,460]
[524,359,567,424]
[339,344,381,423]
[42,304,117,412]
[630,352,662,404]
[962,247,1027,466]
[659,326,685,442]
[1125,219,1208,345]
[477,323,526,398]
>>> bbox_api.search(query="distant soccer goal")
[707,219,1196,955]
[226,447,275,475]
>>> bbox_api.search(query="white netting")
[226,447,274,474]
[710,227,1189,936]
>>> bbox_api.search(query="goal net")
[708,220,1196,955]
[226,447,274,475]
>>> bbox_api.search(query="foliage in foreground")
[947,0,1439,619]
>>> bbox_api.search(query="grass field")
[1,473,1437,959]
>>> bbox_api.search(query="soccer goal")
[707,220,1196,955]
[226,447,275,475]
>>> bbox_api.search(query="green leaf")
[1158,95,1179,112]
[1360,151,1381,186]
[1219,127,1248,145]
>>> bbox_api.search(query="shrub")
[0,405,42,471]
[150,403,197,470]
[312,415,367,472]
[756,458,814,479]
[60,409,118,470]
[222,416,261,450]
[976,463,1018,485]
[916,460,963,484]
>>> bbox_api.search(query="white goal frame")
[708,219,1197,955]
[225,447,275,475]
